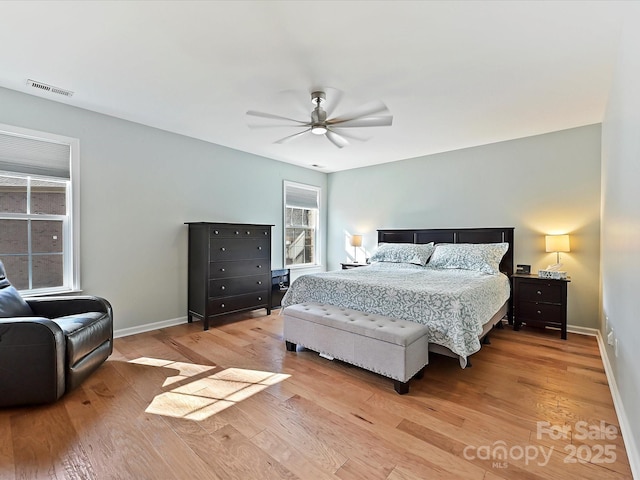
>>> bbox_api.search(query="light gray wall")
[327,125,602,329]
[601,3,640,471]
[0,86,327,331]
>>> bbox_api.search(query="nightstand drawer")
[518,302,564,323]
[518,281,563,304]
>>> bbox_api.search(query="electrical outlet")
[607,330,615,346]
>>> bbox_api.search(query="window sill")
[22,288,83,298]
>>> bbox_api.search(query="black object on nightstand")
[340,262,368,270]
[270,268,290,309]
[512,273,570,340]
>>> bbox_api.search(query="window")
[0,124,79,294]
[284,181,320,267]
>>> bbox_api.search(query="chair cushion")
[54,312,112,366]
[0,285,34,317]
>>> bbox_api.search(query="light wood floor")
[0,311,633,480]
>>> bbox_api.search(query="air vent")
[27,79,74,97]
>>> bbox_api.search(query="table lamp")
[545,234,570,268]
[350,235,362,262]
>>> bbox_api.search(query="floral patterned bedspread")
[281,262,510,363]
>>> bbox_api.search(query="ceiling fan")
[246,90,393,148]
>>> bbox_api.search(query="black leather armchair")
[0,261,113,407]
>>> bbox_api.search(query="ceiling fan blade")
[329,116,393,128]
[327,127,370,142]
[246,110,308,124]
[274,128,311,144]
[248,123,311,129]
[325,130,349,148]
[328,100,389,124]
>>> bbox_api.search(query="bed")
[281,227,514,368]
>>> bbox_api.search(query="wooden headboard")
[377,227,515,276]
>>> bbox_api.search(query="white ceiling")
[0,1,630,172]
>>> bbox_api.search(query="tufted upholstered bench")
[283,302,429,394]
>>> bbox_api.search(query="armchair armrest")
[0,318,66,407]
[26,296,113,320]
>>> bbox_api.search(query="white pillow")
[428,243,508,275]
[369,242,435,266]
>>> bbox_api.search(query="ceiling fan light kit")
[247,89,393,148]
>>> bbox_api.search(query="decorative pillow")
[0,285,34,317]
[369,242,435,266]
[428,242,509,275]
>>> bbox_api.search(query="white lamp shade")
[545,234,570,253]
[350,235,363,247]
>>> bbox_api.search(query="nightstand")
[340,262,368,270]
[512,273,570,339]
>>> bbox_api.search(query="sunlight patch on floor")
[128,358,290,420]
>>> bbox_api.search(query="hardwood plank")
[250,428,340,480]
[10,400,95,479]
[0,413,15,479]
[208,424,298,479]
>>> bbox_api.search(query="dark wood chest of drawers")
[512,273,569,339]
[186,222,273,330]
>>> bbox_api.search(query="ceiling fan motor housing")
[311,91,328,134]
[311,91,326,105]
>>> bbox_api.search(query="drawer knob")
[220,268,225,272]
[257,281,262,285]
[257,246,262,250]
[537,290,542,295]
[246,231,251,235]
[257,265,262,268]
[221,303,225,308]
[214,230,219,235]
[537,310,542,315]
[221,286,225,290]
[264,232,268,235]
[220,247,226,251]
[235,231,239,235]
[258,297,262,301]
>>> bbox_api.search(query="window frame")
[0,123,80,295]
[283,181,321,269]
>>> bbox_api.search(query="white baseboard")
[113,316,187,339]
[594,330,640,479]
[567,324,599,336]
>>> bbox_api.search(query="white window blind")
[285,183,319,209]
[0,132,71,179]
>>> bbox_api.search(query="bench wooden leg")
[285,341,297,352]
[394,380,410,395]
